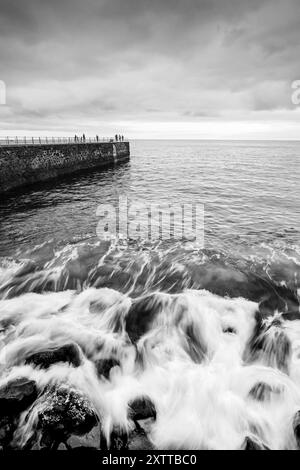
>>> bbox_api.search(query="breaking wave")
[0,237,300,450]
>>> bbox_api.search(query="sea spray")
[0,239,299,449]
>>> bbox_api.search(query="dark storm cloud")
[0,0,299,137]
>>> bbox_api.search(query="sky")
[0,0,300,140]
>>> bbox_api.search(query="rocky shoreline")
[0,367,156,450]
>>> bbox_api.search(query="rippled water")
[0,140,300,450]
[0,140,299,255]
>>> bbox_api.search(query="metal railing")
[0,136,127,146]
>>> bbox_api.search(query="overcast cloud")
[0,0,299,139]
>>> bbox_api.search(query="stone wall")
[0,141,130,193]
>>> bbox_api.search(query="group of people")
[73,134,125,143]
[74,134,86,142]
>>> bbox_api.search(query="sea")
[0,140,299,449]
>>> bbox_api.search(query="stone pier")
[0,140,130,193]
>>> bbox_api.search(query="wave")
[0,238,299,449]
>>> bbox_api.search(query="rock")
[243,436,270,450]
[128,397,156,421]
[243,313,291,374]
[0,416,16,447]
[128,427,154,450]
[293,411,300,447]
[100,425,128,450]
[25,343,81,369]
[125,293,166,343]
[95,358,120,379]
[38,386,98,448]
[0,377,38,416]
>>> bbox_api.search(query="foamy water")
[0,140,299,449]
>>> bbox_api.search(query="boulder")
[25,343,81,369]
[38,386,98,448]
[128,397,156,421]
[0,377,38,416]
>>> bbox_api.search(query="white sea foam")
[0,281,300,449]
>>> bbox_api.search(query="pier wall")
[0,141,130,193]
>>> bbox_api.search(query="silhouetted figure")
[96,135,99,142]
[115,134,118,141]
[122,135,124,141]
[83,134,86,142]
[119,134,121,142]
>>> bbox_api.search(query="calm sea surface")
[0,140,299,256]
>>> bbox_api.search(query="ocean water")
[0,140,300,449]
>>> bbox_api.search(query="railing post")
[24,136,26,145]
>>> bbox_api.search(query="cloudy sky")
[0,0,299,139]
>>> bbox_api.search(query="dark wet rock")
[129,427,154,450]
[243,436,270,450]
[0,377,38,416]
[243,313,291,374]
[100,425,128,450]
[249,382,282,402]
[110,427,128,450]
[125,293,167,343]
[68,424,100,449]
[293,411,300,447]
[258,284,299,319]
[38,386,98,449]
[0,415,16,447]
[95,358,120,379]
[128,397,156,422]
[25,343,81,369]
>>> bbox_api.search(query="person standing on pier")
[115,134,118,141]
[83,133,86,142]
